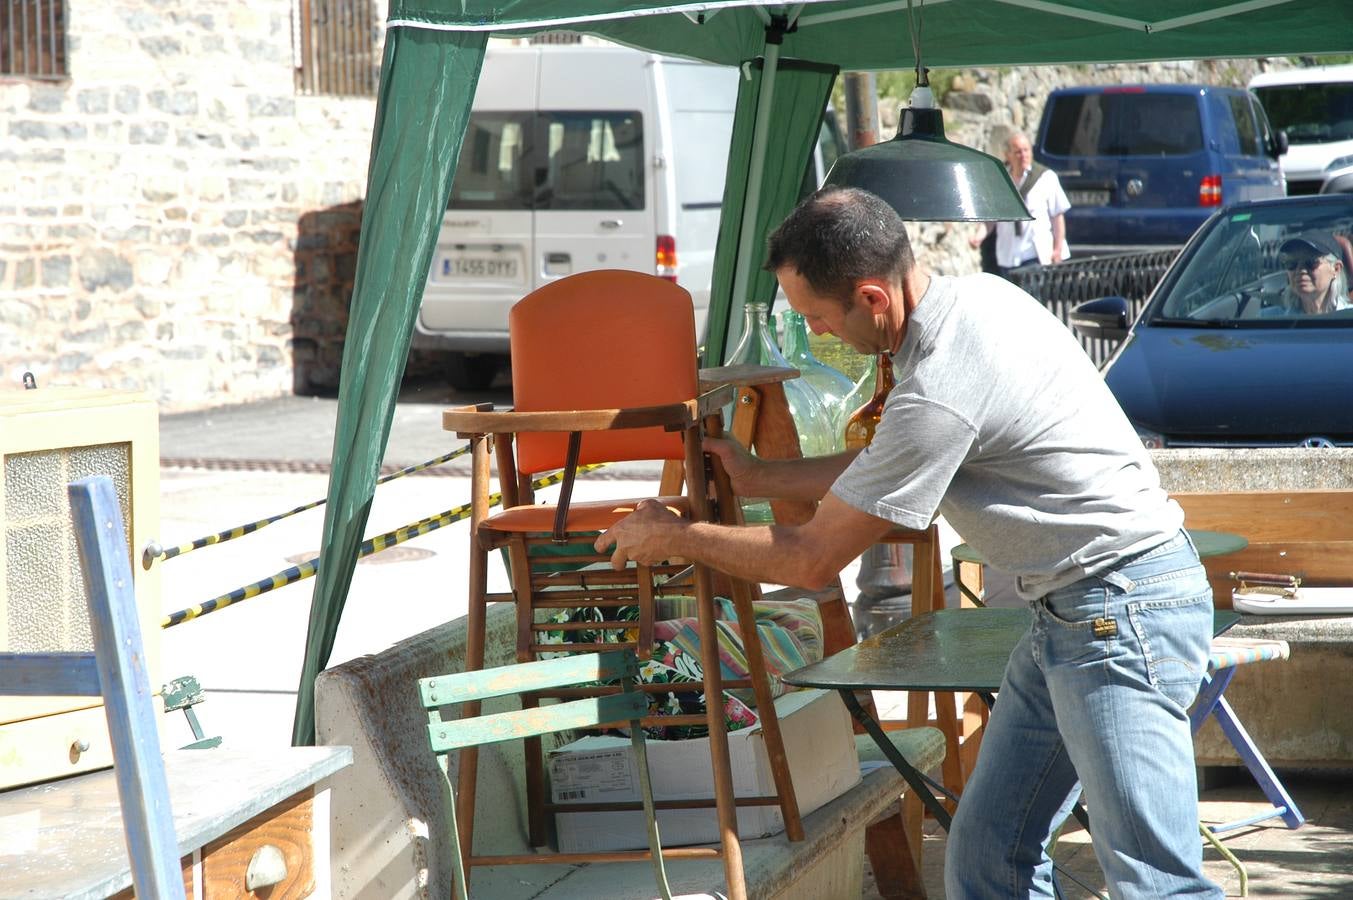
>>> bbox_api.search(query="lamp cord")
[906,0,927,86]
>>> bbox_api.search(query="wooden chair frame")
[419,650,672,900]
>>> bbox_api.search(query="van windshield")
[1253,84,1353,145]
[1043,93,1203,157]
[448,111,645,211]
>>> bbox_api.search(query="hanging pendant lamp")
[822,1,1031,223]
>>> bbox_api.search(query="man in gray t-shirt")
[597,187,1220,898]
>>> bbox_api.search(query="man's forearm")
[740,449,859,502]
[667,521,843,590]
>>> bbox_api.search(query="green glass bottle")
[779,309,855,452]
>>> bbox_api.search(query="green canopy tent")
[293,0,1353,743]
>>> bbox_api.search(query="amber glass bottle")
[843,352,896,450]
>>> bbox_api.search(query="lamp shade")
[823,106,1033,222]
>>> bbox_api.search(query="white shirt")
[995,167,1071,269]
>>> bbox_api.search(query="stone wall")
[907,58,1296,275]
[0,1,383,411]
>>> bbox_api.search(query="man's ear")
[856,279,892,313]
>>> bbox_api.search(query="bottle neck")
[780,310,812,362]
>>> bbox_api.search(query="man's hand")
[594,499,687,569]
[703,437,760,495]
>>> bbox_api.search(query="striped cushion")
[1208,637,1291,671]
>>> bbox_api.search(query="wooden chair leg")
[728,577,804,841]
[455,437,494,869]
[866,808,928,898]
[694,566,748,900]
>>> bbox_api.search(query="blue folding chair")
[0,477,185,900]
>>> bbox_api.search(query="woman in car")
[1278,233,1351,314]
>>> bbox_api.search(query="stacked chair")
[440,270,804,899]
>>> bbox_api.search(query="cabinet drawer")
[202,789,315,899]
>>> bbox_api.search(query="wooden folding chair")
[419,650,672,899]
[0,477,186,899]
[442,270,802,900]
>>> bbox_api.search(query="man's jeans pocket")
[1127,594,1213,710]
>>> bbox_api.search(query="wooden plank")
[202,790,314,900]
[69,477,186,900]
[442,400,698,434]
[418,650,635,706]
[0,652,100,696]
[426,693,649,752]
[1174,490,1353,542]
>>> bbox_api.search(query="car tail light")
[656,235,677,282]
[1199,175,1223,207]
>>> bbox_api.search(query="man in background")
[972,131,1071,279]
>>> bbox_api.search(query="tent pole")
[725,39,780,357]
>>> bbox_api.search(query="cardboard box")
[549,688,861,852]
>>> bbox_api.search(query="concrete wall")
[0,1,382,410]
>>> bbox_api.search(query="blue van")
[1034,84,1286,255]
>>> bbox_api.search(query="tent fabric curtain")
[704,57,839,365]
[291,27,487,745]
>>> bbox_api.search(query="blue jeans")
[946,531,1223,899]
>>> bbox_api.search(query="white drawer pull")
[245,844,288,890]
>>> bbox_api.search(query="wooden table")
[783,607,1242,829]
[0,746,351,899]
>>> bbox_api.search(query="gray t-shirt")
[832,272,1183,600]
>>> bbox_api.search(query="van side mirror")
[1070,296,1131,342]
[1272,129,1290,158]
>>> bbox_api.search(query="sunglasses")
[1281,256,1325,273]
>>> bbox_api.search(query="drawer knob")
[245,844,288,890]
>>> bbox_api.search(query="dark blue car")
[1035,85,1286,256]
[1071,196,1353,448]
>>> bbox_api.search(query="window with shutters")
[1,0,68,80]
[293,0,377,97]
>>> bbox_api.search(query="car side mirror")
[1273,129,1290,158]
[1070,296,1131,342]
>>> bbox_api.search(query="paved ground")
[863,767,1353,898]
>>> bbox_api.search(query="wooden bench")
[315,602,947,899]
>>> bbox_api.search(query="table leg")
[841,689,953,830]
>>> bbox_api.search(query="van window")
[541,112,645,211]
[1253,83,1353,145]
[1043,93,1203,157]
[1225,93,1263,156]
[448,111,645,211]
[449,113,535,210]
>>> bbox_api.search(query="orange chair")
[442,270,802,900]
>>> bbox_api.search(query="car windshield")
[1148,200,1353,326]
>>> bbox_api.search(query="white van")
[414,45,736,391]
[1250,65,1353,196]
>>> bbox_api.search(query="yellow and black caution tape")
[161,463,604,628]
[144,445,471,569]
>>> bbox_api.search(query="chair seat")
[482,496,690,534]
[1208,637,1290,671]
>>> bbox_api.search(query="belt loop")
[1102,569,1135,592]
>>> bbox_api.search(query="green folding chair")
[418,650,672,900]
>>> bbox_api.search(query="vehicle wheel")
[447,353,502,393]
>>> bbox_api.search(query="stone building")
[2,0,383,410]
[0,4,1296,411]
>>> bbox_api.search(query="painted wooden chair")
[442,269,803,900]
[418,650,671,899]
[0,477,186,899]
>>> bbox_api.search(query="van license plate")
[438,255,519,280]
[1068,189,1110,206]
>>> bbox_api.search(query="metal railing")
[1006,248,1179,368]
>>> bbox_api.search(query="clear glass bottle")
[725,302,835,458]
[843,352,896,451]
[779,309,855,453]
